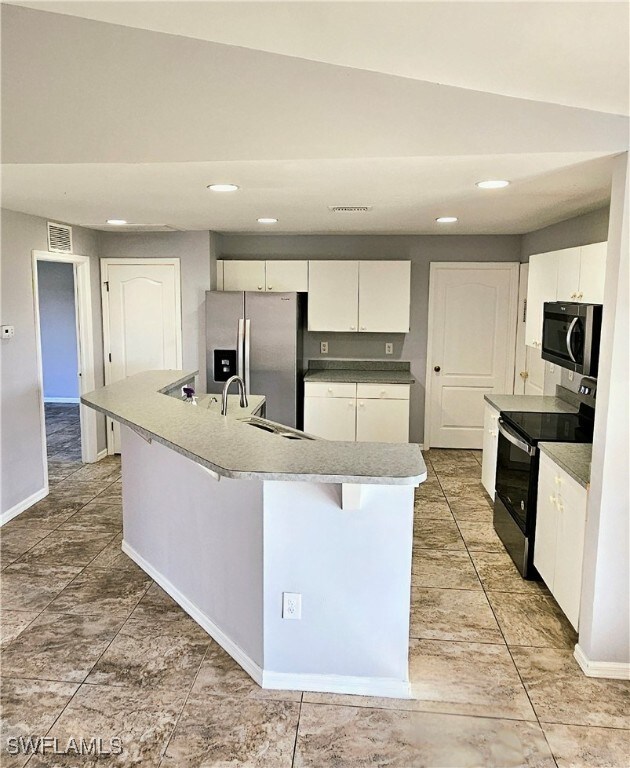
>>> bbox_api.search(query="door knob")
[434,366,441,372]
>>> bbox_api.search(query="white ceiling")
[1,3,628,235]
[11,1,630,115]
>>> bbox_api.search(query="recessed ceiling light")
[257,217,278,224]
[476,180,510,189]
[106,219,127,225]
[436,216,458,223]
[207,184,239,192]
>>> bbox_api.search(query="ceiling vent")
[328,206,373,213]
[47,222,73,253]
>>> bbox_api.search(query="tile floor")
[1,448,629,766]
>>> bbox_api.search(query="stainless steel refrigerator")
[205,291,304,428]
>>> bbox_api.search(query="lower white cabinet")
[534,452,588,630]
[481,402,500,499]
[304,381,410,442]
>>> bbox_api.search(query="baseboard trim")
[122,540,264,686]
[96,449,108,461]
[574,644,630,680]
[1,486,48,526]
[122,539,410,698]
[44,397,80,404]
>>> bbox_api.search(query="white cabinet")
[223,260,266,292]
[308,261,360,332]
[265,260,308,292]
[525,252,559,348]
[304,381,410,442]
[308,260,411,333]
[578,242,607,303]
[534,452,588,630]
[555,247,582,302]
[216,260,224,290]
[481,402,500,499]
[358,261,411,333]
[526,243,607,348]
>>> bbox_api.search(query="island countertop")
[81,370,426,485]
[539,442,592,489]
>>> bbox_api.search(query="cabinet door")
[358,261,411,332]
[525,252,559,348]
[308,261,359,332]
[555,247,581,301]
[216,260,224,291]
[265,260,308,292]
[554,473,588,630]
[223,261,266,292]
[534,455,560,589]
[578,242,607,303]
[356,398,409,443]
[304,397,356,440]
[481,403,499,499]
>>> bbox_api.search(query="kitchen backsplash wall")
[218,234,522,443]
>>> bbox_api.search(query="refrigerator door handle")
[237,319,245,379]
[244,318,251,396]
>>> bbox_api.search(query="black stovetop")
[501,409,594,445]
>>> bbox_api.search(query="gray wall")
[521,206,609,260]
[97,230,213,391]
[218,234,522,443]
[0,209,104,517]
[37,261,79,399]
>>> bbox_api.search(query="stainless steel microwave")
[542,302,603,376]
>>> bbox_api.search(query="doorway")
[33,250,99,488]
[424,262,520,449]
[101,258,182,453]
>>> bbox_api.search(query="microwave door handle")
[498,419,536,456]
[566,317,579,363]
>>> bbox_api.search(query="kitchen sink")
[238,416,315,441]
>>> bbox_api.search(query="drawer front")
[356,383,410,400]
[304,381,357,398]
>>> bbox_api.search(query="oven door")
[542,305,584,371]
[494,419,536,533]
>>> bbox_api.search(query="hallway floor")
[45,403,82,464]
[1,449,628,767]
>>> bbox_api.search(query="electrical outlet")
[1,325,15,339]
[549,363,555,373]
[385,342,393,355]
[282,592,302,620]
[320,341,328,354]
[568,370,574,382]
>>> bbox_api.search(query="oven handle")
[498,419,536,456]
[565,317,578,363]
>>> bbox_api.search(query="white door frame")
[513,263,529,395]
[100,258,183,454]
[423,261,520,449]
[32,250,99,478]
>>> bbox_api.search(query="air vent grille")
[47,222,73,253]
[328,206,373,213]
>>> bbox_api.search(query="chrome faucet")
[221,375,248,416]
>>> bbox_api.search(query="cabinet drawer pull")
[257,285,263,290]
[350,326,356,331]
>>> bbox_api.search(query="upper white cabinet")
[525,242,607,348]
[308,260,411,333]
[358,261,411,333]
[216,260,224,291]
[308,261,360,332]
[223,260,266,292]
[577,242,607,303]
[265,260,308,292]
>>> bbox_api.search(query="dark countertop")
[539,442,592,489]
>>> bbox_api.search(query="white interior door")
[102,259,182,453]
[426,263,519,449]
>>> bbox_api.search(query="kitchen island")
[82,371,426,698]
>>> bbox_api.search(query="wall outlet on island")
[568,370,574,381]
[385,342,393,355]
[320,341,328,354]
[282,592,302,620]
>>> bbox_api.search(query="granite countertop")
[539,443,592,489]
[81,371,426,486]
[305,360,415,385]
[484,394,578,414]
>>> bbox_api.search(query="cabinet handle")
[328,388,333,393]
[348,401,354,407]
[359,402,364,407]
[360,326,367,331]
[571,292,577,299]
[257,285,263,290]
[268,285,273,290]
[350,326,356,331]
[578,292,584,300]
[380,390,386,396]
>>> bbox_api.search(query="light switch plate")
[385,342,393,355]
[1,325,15,339]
